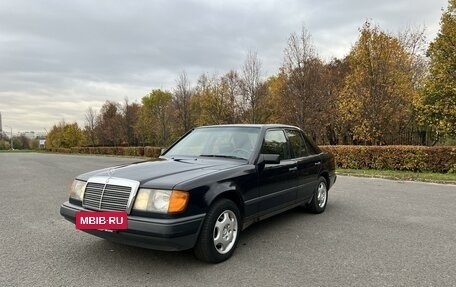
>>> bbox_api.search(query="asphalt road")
[1,152,455,287]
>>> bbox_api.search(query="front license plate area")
[76,211,128,230]
[98,229,115,233]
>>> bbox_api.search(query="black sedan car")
[60,124,336,263]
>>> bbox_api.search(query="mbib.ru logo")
[76,211,128,230]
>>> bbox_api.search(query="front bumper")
[60,201,205,251]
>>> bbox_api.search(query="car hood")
[77,157,246,189]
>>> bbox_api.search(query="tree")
[191,74,236,126]
[241,51,263,123]
[338,22,418,145]
[84,107,97,147]
[421,0,456,138]
[46,121,83,148]
[140,89,173,146]
[121,98,141,146]
[13,135,30,149]
[398,25,428,91]
[323,58,350,144]
[0,139,10,150]
[95,101,123,146]
[173,72,194,134]
[262,73,288,124]
[282,27,328,142]
[220,70,243,123]
[135,108,154,146]
[62,123,84,147]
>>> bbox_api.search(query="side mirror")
[258,154,280,165]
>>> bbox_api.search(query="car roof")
[196,124,299,130]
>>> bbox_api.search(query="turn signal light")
[168,190,189,213]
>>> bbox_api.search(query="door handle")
[314,161,321,166]
[289,167,298,172]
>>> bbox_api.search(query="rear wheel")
[306,176,328,214]
[194,199,241,263]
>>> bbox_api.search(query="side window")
[261,130,291,160]
[302,132,319,155]
[285,129,309,158]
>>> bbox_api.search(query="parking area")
[1,153,455,286]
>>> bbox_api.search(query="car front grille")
[81,176,140,213]
[83,182,132,212]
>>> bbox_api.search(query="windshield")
[164,126,261,160]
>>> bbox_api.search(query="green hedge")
[320,145,456,173]
[47,145,456,173]
[46,146,161,158]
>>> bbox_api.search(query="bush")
[320,145,456,173]
[47,145,455,173]
[47,146,162,158]
[144,146,162,158]
[123,147,138,157]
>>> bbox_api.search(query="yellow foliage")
[338,22,419,144]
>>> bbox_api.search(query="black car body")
[60,124,336,262]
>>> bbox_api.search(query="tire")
[194,199,241,263]
[306,176,328,214]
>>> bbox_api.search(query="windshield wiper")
[199,154,248,160]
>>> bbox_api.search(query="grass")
[337,168,456,184]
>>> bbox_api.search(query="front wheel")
[306,177,328,214]
[194,199,241,263]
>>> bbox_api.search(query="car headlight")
[133,188,189,213]
[69,179,87,201]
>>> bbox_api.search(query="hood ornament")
[106,168,115,182]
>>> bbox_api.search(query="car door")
[284,129,321,201]
[256,129,299,214]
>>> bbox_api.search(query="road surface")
[0,152,455,286]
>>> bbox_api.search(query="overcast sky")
[0,0,448,133]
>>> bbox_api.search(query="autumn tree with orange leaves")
[338,22,419,145]
[419,0,456,139]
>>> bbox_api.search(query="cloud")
[0,0,448,131]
